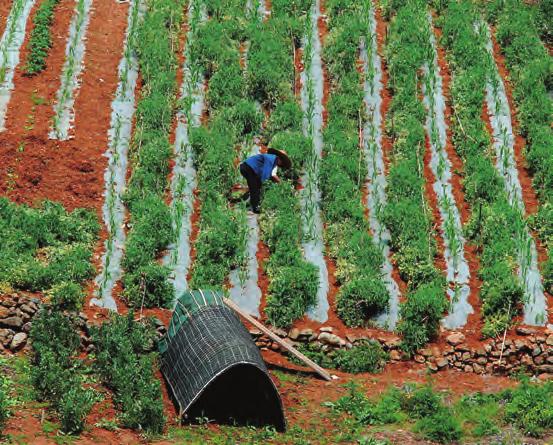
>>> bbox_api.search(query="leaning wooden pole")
[223,298,333,381]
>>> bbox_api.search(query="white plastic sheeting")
[229,142,263,317]
[49,0,92,140]
[360,7,400,331]
[423,13,473,329]
[482,23,547,326]
[300,0,329,322]
[164,3,206,305]
[228,1,265,316]
[0,0,36,131]
[91,0,145,312]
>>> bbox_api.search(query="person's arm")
[270,164,280,183]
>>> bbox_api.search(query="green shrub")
[207,61,245,109]
[503,379,553,437]
[0,360,10,431]
[265,263,318,328]
[336,278,388,327]
[0,199,99,293]
[414,409,462,444]
[333,341,388,374]
[265,100,303,139]
[123,263,173,308]
[30,309,93,434]
[92,312,164,434]
[398,284,447,354]
[400,384,443,419]
[58,385,95,434]
[49,281,84,311]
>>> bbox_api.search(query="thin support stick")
[223,297,333,381]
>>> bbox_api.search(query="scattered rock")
[516,327,536,336]
[318,332,342,346]
[319,326,333,333]
[288,328,300,341]
[270,327,287,338]
[436,358,448,369]
[0,316,23,329]
[414,354,425,364]
[546,335,553,347]
[389,350,401,361]
[10,332,27,351]
[446,332,465,346]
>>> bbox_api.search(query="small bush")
[336,278,389,327]
[503,379,553,437]
[49,281,84,311]
[58,385,95,434]
[333,341,388,374]
[414,408,462,444]
[400,384,443,419]
[24,0,61,75]
[92,312,165,434]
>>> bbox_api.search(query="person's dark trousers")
[239,162,262,212]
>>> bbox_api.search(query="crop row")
[255,0,320,328]
[50,0,92,140]
[321,0,389,328]
[383,0,447,354]
[186,0,253,290]
[164,0,205,302]
[360,1,401,330]
[492,0,552,306]
[120,0,184,309]
[422,12,473,330]
[24,0,61,75]
[92,0,145,311]
[0,0,35,130]
[439,0,529,336]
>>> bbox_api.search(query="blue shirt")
[244,154,277,182]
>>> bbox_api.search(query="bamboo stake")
[223,297,334,381]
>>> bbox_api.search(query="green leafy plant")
[24,0,61,75]
[92,312,164,434]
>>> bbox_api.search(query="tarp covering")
[160,290,286,431]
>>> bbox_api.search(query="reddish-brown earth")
[0,0,128,214]
[0,0,15,43]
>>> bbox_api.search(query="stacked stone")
[0,294,40,352]
[249,326,553,378]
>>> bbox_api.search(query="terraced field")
[0,0,552,443]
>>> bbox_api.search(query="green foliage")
[260,183,319,328]
[266,100,303,140]
[49,281,85,312]
[398,284,447,355]
[400,384,442,419]
[207,61,245,109]
[321,3,388,327]
[333,341,388,374]
[493,0,553,291]
[414,409,462,444]
[92,312,165,434]
[454,392,501,438]
[30,309,94,434]
[502,378,553,437]
[122,0,185,307]
[439,0,530,333]
[246,21,294,106]
[24,0,61,75]
[0,358,11,432]
[0,198,98,295]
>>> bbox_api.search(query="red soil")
[0,0,13,38]
[0,0,128,214]
[293,46,303,97]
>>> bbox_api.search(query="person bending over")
[239,148,292,213]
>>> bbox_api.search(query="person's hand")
[271,175,281,183]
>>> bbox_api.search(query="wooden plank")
[223,298,334,382]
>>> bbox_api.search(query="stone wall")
[250,326,553,378]
[0,294,40,352]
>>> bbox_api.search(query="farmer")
[239,148,292,213]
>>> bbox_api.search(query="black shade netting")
[160,291,285,431]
